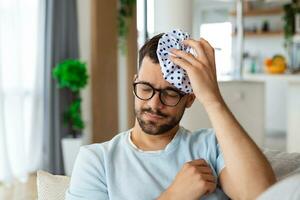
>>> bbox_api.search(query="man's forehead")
[138,57,174,89]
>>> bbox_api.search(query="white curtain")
[0,0,44,183]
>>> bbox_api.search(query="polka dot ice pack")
[156,29,193,94]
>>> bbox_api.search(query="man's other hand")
[158,159,216,200]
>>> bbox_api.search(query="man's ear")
[185,93,196,108]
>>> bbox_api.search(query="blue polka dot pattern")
[156,29,193,94]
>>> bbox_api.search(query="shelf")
[243,73,300,82]
[230,7,283,17]
[232,31,283,37]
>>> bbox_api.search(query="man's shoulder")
[180,127,219,150]
[182,127,216,140]
[82,130,129,155]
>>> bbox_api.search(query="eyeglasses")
[133,82,186,107]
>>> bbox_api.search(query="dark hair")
[138,33,164,68]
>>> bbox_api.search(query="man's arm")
[170,38,276,199]
[65,146,109,200]
[206,100,276,199]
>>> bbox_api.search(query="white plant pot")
[61,137,83,176]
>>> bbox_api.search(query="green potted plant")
[52,59,89,175]
[118,0,136,53]
[283,2,296,48]
[283,1,300,70]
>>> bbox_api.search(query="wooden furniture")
[91,0,119,143]
[230,7,283,17]
[231,5,284,38]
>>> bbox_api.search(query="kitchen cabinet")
[181,80,265,147]
[244,73,300,153]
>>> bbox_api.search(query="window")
[0,0,43,182]
[137,0,154,49]
[200,22,233,77]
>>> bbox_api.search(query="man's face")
[134,56,195,135]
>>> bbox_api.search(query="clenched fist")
[158,159,217,200]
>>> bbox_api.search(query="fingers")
[170,54,208,76]
[169,38,217,77]
[174,159,218,198]
[169,55,193,72]
[200,174,216,183]
[199,38,214,53]
[170,48,200,66]
[186,159,214,175]
[204,182,217,195]
[188,159,208,166]
[197,166,213,174]
[182,39,210,66]
[199,38,216,74]
[199,173,217,196]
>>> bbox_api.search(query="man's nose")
[147,91,164,109]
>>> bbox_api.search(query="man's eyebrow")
[164,86,181,91]
[135,80,151,85]
[135,80,175,89]
[135,80,183,93]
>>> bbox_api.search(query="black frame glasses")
[133,81,186,107]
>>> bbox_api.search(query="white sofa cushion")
[263,149,300,180]
[37,170,70,200]
[257,173,300,200]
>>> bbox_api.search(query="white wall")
[154,0,193,35]
[77,0,92,144]
[181,81,265,147]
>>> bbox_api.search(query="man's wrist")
[202,98,226,113]
[157,187,177,200]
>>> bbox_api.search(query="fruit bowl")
[264,55,287,74]
[264,65,286,74]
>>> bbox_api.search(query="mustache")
[141,108,168,118]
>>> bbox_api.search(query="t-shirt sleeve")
[65,145,109,200]
[215,142,225,176]
[205,129,226,176]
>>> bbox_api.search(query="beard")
[135,106,185,135]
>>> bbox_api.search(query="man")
[66,33,276,200]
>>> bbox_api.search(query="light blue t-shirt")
[65,127,229,200]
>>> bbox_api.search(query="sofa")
[36,149,300,200]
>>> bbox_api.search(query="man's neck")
[131,120,179,151]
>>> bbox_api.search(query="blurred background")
[1,0,300,199]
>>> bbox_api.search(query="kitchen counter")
[243,73,300,153]
[217,73,300,83]
[217,73,300,153]
[243,73,300,82]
